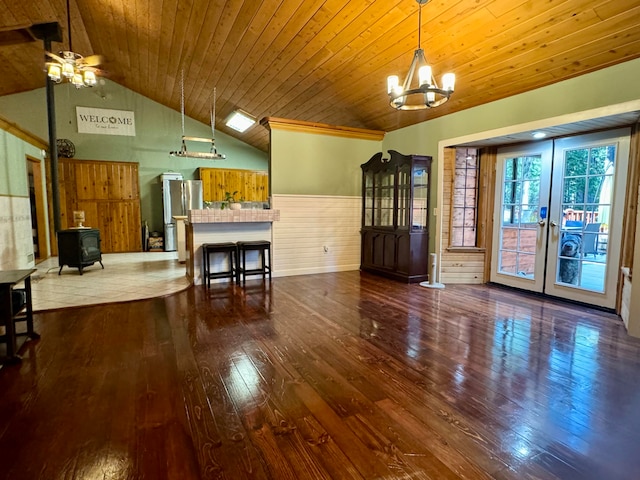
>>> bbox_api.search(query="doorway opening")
[490,129,630,309]
[27,156,48,262]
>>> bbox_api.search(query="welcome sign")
[76,107,136,136]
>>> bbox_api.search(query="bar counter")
[186,209,280,285]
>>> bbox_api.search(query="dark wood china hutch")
[360,150,432,283]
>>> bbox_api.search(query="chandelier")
[45,0,101,88]
[387,0,455,110]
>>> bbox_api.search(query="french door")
[490,129,630,309]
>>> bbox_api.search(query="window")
[450,148,480,247]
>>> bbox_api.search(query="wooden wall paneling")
[103,201,141,253]
[118,201,142,252]
[98,162,110,200]
[57,159,142,253]
[97,201,112,253]
[108,163,122,200]
[618,121,640,312]
[117,163,138,200]
[110,202,125,253]
[479,148,497,283]
[77,201,98,229]
[621,121,640,270]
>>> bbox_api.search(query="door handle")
[538,220,546,226]
[550,220,558,227]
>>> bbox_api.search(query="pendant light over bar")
[170,72,225,160]
[387,0,455,110]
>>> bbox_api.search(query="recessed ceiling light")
[225,110,256,133]
[532,131,547,139]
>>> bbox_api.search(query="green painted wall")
[270,128,382,196]
[0,79,268,232]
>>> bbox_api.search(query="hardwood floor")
[1,271,639,479]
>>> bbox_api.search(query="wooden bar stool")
[236,240,271,285]
[202,242,237,287]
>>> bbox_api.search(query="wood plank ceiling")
[1,0,639,153]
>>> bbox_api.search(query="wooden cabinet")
[360,150,431,283]
[55,159,142,254]
[198,167,268,202]
[57,228,104,275]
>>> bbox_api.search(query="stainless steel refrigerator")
[161,173,182,251]
[160,173,203,251]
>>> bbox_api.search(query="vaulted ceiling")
[1,0,639,152]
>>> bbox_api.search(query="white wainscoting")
[272,194,361,277]
[0,196,35,270]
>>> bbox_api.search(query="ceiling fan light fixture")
[387,0,455,110]
[44,0,101,89]
[83,70,96,86]
[226,110,256,133]
[61,60,74,78]
[47,63,61,82]
[72,72,84,87]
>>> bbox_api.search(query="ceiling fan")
[45,0,104,88]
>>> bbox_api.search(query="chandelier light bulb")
[442,73,456,92]
[418,65,432,87]
[387,75,399,94]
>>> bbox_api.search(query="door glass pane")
[397,167,410,229]
[556,144,615,292]
[374,171,394,227]
[498,155,542,278]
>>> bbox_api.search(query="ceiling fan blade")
[45,51,65,64]
[78,54,104,67]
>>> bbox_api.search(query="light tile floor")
[30,252,191,312]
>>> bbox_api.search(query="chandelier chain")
[211,88,216,138]
[417,1,422,50]
[180,70,185,136]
